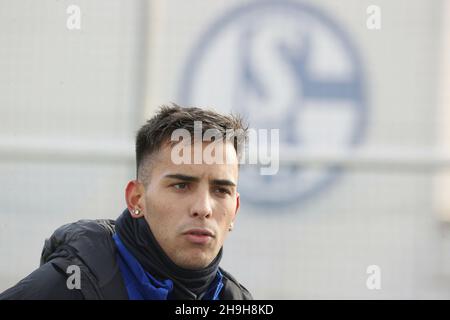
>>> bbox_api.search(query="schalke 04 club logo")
[179,0,368,206]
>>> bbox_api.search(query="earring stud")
[133,208,141,215]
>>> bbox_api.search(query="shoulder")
[1,218,126,300]
[41,219,118,282]
[40,219,127,299]
[219,267,253,300]
[0,261,83,300]
[41,219,115,259]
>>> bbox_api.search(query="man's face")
[132,141,240,270]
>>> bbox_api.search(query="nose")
[190,189,213,219]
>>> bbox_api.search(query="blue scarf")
[113,233,224,300]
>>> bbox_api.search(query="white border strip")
[0,137,134,163]
[433,0,450,221]
[1,136,450,171]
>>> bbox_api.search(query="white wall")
[1,0,450,299]
[0,0,147,290]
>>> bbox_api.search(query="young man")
[0,104,252,300]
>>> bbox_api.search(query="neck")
[115,209,222,299]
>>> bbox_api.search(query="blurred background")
[1,0,450,299]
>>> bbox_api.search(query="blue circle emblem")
[179,0,368,207]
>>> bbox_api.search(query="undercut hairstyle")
[135,103,248,183]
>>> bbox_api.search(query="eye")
[214,187,231,195]
[173,183,188,190]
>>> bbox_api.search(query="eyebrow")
[211,179,236,187]
[164,174,236,187]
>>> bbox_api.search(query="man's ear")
[125,180,145,218]
[233,192,240,222]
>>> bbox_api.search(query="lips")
[183,228,215,237]
[183,228,215,245]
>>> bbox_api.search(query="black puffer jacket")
[0,219,252,300]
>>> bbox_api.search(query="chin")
[177,253,212,270]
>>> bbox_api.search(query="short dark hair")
[135,103,248,182]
